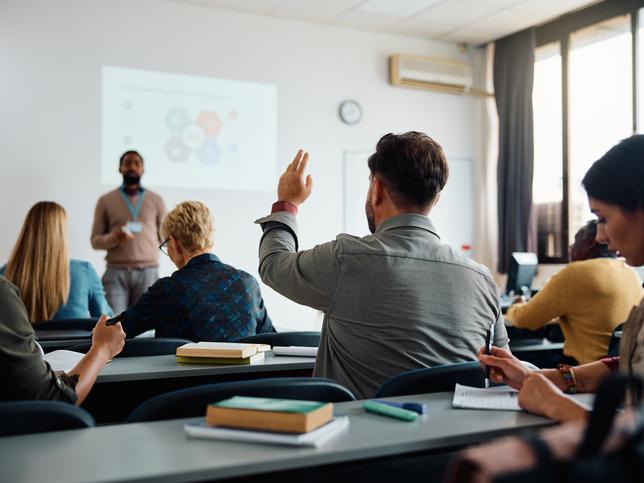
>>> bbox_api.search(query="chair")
[32,318,98,331]
[127,377,355,423]
[235,331,321,347]
[0,401,95,437]
[607,323,625,357]
[67,338,193,357]
[374,361,485,398]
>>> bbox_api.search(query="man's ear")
[372,177,385,206]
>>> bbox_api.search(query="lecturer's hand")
[112,225,135,243]
[277,149,313,206]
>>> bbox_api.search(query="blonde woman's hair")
[161,201,214,253]
[5,202,70,322]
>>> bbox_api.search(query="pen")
[373,400,427,414]
[106,311,126,326]
[485,321,495,388]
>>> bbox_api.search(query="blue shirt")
[121,253,274,341]
[0,260,113,320]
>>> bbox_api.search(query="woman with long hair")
[2,201,112,322]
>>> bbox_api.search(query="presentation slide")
[102,66,278,191]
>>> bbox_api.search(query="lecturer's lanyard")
[119,186,146,221]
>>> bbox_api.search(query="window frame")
[533,0,644,264]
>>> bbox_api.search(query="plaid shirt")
[122,253,274,341]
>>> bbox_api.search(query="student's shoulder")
[70,258,96,271]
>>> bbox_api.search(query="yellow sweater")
[506,258,643,365]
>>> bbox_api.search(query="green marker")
[363,400,417,421]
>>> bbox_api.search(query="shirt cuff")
[271,201,298,216]
[600,356,619,372]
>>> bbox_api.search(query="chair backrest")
[374,361,485,398]
[608,322,625,357]
[67,338,193,357]
[0,401,95,437]
[235,331,321,347]
[127,377,355,423]
[32,318,97,331]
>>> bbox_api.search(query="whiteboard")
[342,151,474,252]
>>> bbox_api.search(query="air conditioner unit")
[390,54,474,95]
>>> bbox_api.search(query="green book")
[213,396,325,413]
[176,352,264,365]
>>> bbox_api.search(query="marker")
[485,321,495,388]
[106,312,126,326]
[363,401,417,421]
[373,400,426,414]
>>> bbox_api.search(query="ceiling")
[167,0,601,45]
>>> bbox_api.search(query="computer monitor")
[505,252,538,295]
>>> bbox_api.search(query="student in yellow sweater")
[505,220,643,364]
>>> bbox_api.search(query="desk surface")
[0,392,553,483]
[35,329,92,341]
[96,352,316,383]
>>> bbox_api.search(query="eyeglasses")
[159,238,169,256]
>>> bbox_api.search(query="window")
[532,2,641,263]
[533,42,564,259]
[569,15,633,244]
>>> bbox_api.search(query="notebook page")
[452,383,521,411]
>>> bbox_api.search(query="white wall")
[0,0,476,330]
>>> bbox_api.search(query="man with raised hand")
[255,132,509,399]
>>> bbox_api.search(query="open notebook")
[453,384,595,411]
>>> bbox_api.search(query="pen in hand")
[484,322,495,388]
[106,312,126,326]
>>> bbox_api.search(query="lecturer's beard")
[122,173,141,186]
[365,192,376,234]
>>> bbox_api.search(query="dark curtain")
[494,28,536,273]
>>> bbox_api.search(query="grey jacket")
[256,212,509,398]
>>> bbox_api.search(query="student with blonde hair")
[120,201,274,341]
[2,201,112,322]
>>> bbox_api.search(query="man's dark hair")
[119,150,144,167]
[582,135,644,212]
[576,220,616,259]
[367,132,448,208]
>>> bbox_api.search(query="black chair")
[374,361,485,398]
[0,401,95,437]
[32,318,98,330]
[67,338,193,357]
[127,377,355,423]
[607,322,625,357]
[235,331,321,347]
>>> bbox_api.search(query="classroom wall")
[0,0,476,330]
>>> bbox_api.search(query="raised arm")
[255,150,342,312]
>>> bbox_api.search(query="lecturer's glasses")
[159,238,169,256]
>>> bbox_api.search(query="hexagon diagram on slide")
[197,111,222,137]
[165,108,191,136]
[198,138,222,165]
[164,137,191,163]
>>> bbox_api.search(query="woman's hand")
[478,345,531,390]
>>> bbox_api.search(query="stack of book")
[184,396,349,447]
[175,342,270,365]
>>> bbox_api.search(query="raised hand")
[277,149,313,206]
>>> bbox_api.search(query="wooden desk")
[84,353,316,423]
[0,392,553,483]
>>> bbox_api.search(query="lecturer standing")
[91,150,166,314]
